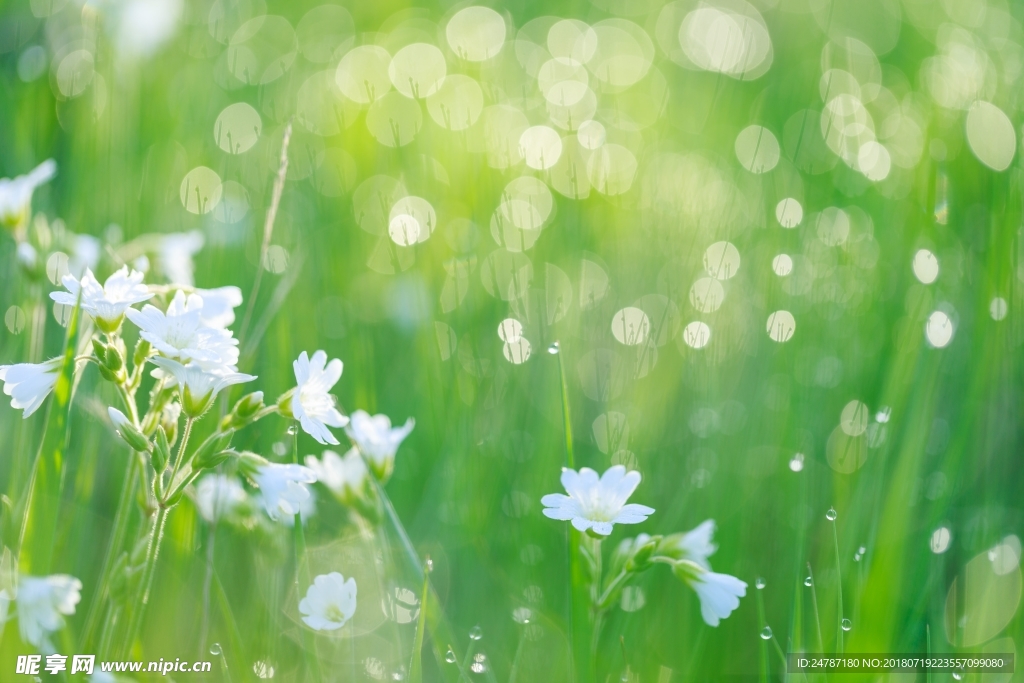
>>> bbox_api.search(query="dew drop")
[841,618,852,632]
[547,341,560,355]
[760,626,773,640]
[469,625,483,640]
[425,557,434,573]
[952,673,963,680]
[858,545,866,555]
[755,577,766,589]
[445,648,457,664]
[826,507,838,521]
[853,553,862,562]
[804,576,813,587]
[286,425,298,436]
[210,643,222,655]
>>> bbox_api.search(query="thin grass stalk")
[291,424,322,683]
[553,341,588,683]
[367,472,464,683]
[408,563,429,683]
[17,298,81,575]
[830,518,844,654]
[238,121,292,344]
[756,585,769,683]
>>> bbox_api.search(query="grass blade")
[17,298,82,575]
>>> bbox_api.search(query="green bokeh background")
[1,0,1023,680]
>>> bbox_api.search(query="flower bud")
[104,339,125,373]
[91,338,108,366]
[152,426,171,473]
[625,535,662,573]
[194,447,238,472]
[108,407,151,453]
[159,401,181,447]
[275,389,295,419]
[190,430,234,470]
[132,337,151,369]
[237,451,269,477]
[223,391,264,430]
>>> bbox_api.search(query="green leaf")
[17,298,82,575]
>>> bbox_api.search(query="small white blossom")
[195,286,243,329]
[345,410,414,480]
[305,448,368,504]
[15,574,82,653]
[286,351,348,446]
[194,474,247,523]
[298,572,357,631]
[127,290,239,368]
[0,159,56,228]
[51,266,152,333]
[253,463,317,522]
[150,357,255,417]
[684,570,747,627]
[157,231,204,286]
[541,465,654,537]
[0,358,62,418]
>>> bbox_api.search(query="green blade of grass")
[408,558,430,683]
[17,298,82,575]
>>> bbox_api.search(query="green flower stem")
[120,504,168,658]
[597,569,630,610]
[832,519,845,654]
[120,415,196,657]
[588,535,604,682]
[167,417,195,493]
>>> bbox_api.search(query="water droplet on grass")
[210,643,222,655]
[469,625,483,640]
[286,425,298,436]
[952,673,962,680]
[445,648,457,663]
[826,507,837,521]
[760,626,772,639]
[804,576,813,587]
[841,618,852,631]
[755,577,766,589]
[547,341,560,354]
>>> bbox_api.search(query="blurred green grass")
[2,0,1024,680]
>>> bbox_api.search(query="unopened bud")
[152,426,171,473]
[625,535,662,573]
[108,407,151,453]
[133,338,151,369]
[194,447,238,472]
[224,391,264,430]
[275,389,296,419]
[190,430,234,469]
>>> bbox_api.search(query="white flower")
[253,463,317,522]
[0,358,62,418]
[685,570,747,627]
[0,159,56,228]
[671,519,717,570]
[298,572,357,631]
[150,357,255,418]
[194,474,247,523]
[541,465,655,537]
[305,448,368,504]
[345,410,414,480]
[274,487,317,527]
[195,286,243,329]
[286,351,348,446]
[127,290,239,368]
[51,266,153,333]
[157,231,204,286]
[15,574,82,653]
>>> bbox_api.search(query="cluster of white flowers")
[542,465,746,627]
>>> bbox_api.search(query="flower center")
[325,604,345,623]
